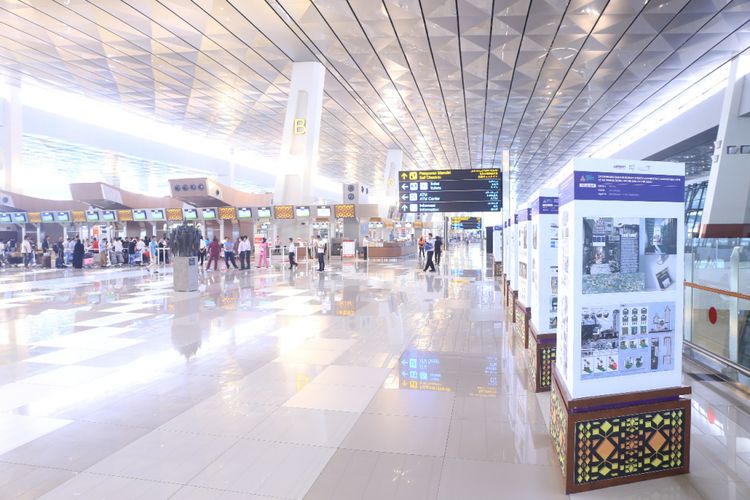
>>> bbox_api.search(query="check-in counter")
[367,240,415,258]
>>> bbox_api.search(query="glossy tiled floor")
[1,247,749,499]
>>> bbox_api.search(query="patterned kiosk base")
[514,299,530,348]
[527,325,556,392]
[507,289,518,324]
[550,370,691,494]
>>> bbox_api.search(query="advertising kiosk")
[550,159,689,493]
[527,189,558,392]
[506,213,518,321]
[515,205,532,347]
[492,224,503,277]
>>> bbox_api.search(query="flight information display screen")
[101,210,116,222]
[41,212,55,223]
[398,169,501,213]
[183,208,198,220]
[11,212,27,224]
[56,212,71,223]
[132,210,147,221]
[150,209,165,220]
[237,207,253,219]
[202,208,217,220]
[451,216,482,230]
[85,211,100,222]
[257,207,271,218]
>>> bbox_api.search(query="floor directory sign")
[556,158,685,399]
[398,169,501,213]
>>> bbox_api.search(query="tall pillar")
[384,149,403,200]
[701,58,750,237]
[274,62,325,206]
[0,86,22,193]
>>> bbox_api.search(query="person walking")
[257,237,270,268]
[315,235,326,272]
[198,237,206,267]
[423,232,436,272]
[287,237,298,269]
[21,236,33,268]
[72,237,84,269]
[223,237,238,270]
[149,237,159,272]
[238,236,251,270]
[418,235,425,259]
[206,236,221,271]
[362,235,369,261]
[434,235,443,266]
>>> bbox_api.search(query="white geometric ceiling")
[0,0,748,198]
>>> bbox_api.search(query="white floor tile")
[40,473,182,499]
[284,383,378,413]
[0,414,72,455]
[189,440,336,499]
[247,407,359,447]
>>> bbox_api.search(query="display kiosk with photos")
[506,212,519,322]
[549,158,689,493]
[526,189,559,392]
[492,224,503,277]
[515,205,532,348]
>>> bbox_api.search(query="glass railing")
[684,237,750,371]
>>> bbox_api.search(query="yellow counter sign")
[399,169,499,181]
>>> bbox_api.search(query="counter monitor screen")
[0,213,11,223]
[85,211,100,222]
[150,209,165,221]
[132,210,147,221]
[257,207,271,218]
[41,212,55,223]
[317,206,331,217]
[56,212,71,223]
[101,210,116,222]
[12,212,28,224]
[237,207,253,219]
[202,208,217,220]
[183,208,198,220]
[295,206,310,217]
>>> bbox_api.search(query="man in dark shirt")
[434,235,443,266]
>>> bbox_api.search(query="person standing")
[423,233,436,272]
[72,237,84,269]
[257,237,270,268]
[434,235,443,266]
[315,235,326,272]
[206,236,221,271]
[362,235,369,261]
[418,235,425,259]
[237,236,247,270]
[21,236,33,268]
[223,237,238,270]
[149,237,159,272]
[287,237,298,269]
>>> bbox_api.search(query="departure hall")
[0,1,749,499]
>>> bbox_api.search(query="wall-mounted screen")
[12,212,28,224]
[183,208,198,220]
[56,212,71,223]
[41,212,55,223]
[257,207,271,218]
[101,210,116,222]
[295,206,310,217]
[202,208,217,220]
[317,206,331,217]
[150,209,165,221]
[237,207,253,219]
[85,211,100,222]
[132,209,147,221]
[0,213,11,223]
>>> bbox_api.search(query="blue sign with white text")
[559,171,684,205]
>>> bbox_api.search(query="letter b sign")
[293,118,307,135]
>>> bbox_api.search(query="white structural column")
[702,57,750,237]
[274,62,326,206]
[384,149,403,200]
[0,86,22,193]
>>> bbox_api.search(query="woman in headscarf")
[72,237,85,269]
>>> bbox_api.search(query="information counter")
[367,241,415,258]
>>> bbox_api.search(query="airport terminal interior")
[0,1,749,499]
